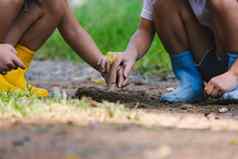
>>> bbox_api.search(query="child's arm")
[58,1,107,72]
[124,18,155,61]
[108,18,155,87]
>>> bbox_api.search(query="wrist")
[124,50,139,61]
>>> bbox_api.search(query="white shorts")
[141,0,210,27]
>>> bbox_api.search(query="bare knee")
[209,0,235,14]
[152,0,195,24]
[46,0,65,16]
[152,0,175,19]
[152,0,193,54]
[5,0,23,8]
[1,0,24,12]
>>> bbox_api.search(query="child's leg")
[206,1,238,100]
[207,0,238,67]
[153,0,213,61]
[5,1,64,51]
[208,0,238,54]
[3,2,65,97]
[0,0,23,41]
[152,0,213,103]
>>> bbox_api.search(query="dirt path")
[1,123,238,159]
[1,60,238,159]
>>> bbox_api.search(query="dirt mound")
[75,83,163,106]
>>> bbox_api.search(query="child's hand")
[205,70,238,97]
[101,52,120,88]
[0,44,25,74]
[96,56,110,74]
[106,51,137,88]
[96,53,118,87]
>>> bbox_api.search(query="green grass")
[0,92,145,126]
[37,0,170,74]
[0,92,181,129]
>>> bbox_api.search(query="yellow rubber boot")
[3,45,48,97]
[0,75,20,91]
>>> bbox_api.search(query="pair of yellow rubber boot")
[0,45,48,97]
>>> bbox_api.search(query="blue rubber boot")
[160,51,204,103]
[222,53,238,101]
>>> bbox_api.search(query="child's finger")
[213,85,224,98]
[204,83,209,93]
[117,67,124,88]
[13,58,25,69]
[205,83,215,95]
[101,59,107,73]
[106,61,111,73]
[97,58,102,66]
[204,82,209,91]
[123,62,133,78]
[105,53,118,74]
[213,84,225,97]
[122,78,129,87]
[6,63,15,71]
[210,87,220,97]
[108,58,122,88]
[97,58,103,72]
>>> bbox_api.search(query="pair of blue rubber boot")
[160,51,238,103]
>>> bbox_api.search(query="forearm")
[126,29,154,60]
[125,18,155,61]
[58,2,104,70]
[60,25,103,69]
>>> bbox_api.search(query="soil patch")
[0,60,237,159]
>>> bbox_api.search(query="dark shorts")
[199,52,228,82]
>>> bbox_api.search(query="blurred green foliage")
[37,0,170,74]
